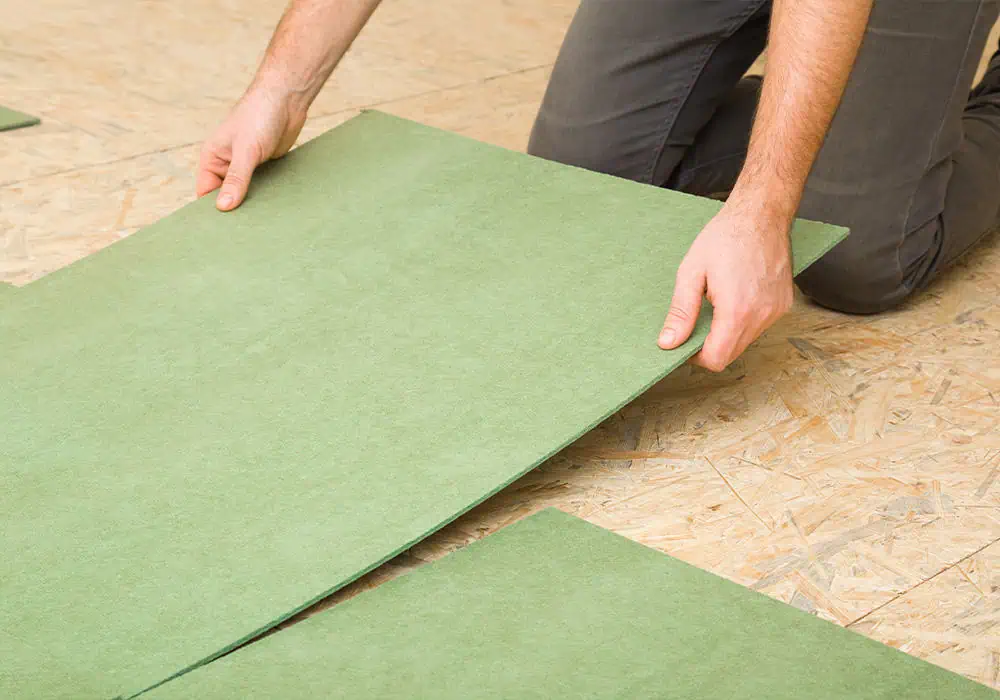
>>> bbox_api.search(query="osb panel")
[978,20,1000,83]
[0,147,198,284]
[0,0,576,183]
[852,540,1000,690]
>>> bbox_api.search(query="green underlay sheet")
[145,509,996,700]
[0,105,40,131]
[1,111,846,700]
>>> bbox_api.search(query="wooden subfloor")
[3,0,1000,689]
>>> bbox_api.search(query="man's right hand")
[195,0,383,210]
[196,87,307,211]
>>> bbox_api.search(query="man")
[198,0,1000,371]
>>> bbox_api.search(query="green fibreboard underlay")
[0,105,40,131]
[145,509,996,699]
[0,111,846,699]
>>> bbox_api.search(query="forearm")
[251,0,382,112]
[729,0,873,223]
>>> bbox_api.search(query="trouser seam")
[643,0,769,185]
[677,150,748,177]
[894,0,985,289]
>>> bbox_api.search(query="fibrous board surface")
[0,106,40,131]
[146,508,997,699]
[1,111,846,699]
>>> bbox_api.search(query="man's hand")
[196,88,306,211]
[196,0,382,211]
[658,201,794,371]
[656,0,872,370]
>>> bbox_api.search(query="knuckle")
[202,136,228,157]
[677,258,703,279]
[704,357,727,372]
[768,295,793,318]
[723,305,750,324]
[667,306,693,324]
[240,139,265,163]
[697,345,729,372]
[758,302,779,318]
[223,172,247,188]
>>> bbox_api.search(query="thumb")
[216,142,260,212]
[659,266,706,349]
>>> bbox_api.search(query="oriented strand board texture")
[3,0,999,691]
[145,509,996,699]
[853,540,1000,689]
[0,111,845,700]
[0,0,576,184]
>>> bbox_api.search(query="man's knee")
[795,240,916,315]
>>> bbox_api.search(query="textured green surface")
[146,509,996,700]
[0,105,39,131]
[1,111,845,700]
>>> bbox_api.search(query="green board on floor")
[1,111,845,700]
[145,508,996,700]
[0,106,39,131]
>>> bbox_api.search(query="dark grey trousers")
[528,0,1000,313]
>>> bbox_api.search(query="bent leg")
[796,0,1000,314]
[527,0,770,187]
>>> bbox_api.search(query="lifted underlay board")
[0,111,845,699]
[146,509,997,699]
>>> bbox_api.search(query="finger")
[196,146,227,198]
[693,295,787,371]
[698,323,756,371]
[196,169,224,198]
[732,304,783,358]
[216,142,260,212]
[658,265,706,349]
[690,314,742,372]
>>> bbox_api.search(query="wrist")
[249,67,313,117]
[717,192,795,272]
[722,188,796,236]
[725,138,812,225]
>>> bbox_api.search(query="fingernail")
[659,330,674,347]
[218,193,233,210]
